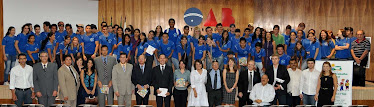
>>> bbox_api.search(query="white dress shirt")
[160,64,166,71]
[250,83,275,106]
[299,68,320,95]
[287,68,302,96]
[42,62,48,69]
[9,64,34,89]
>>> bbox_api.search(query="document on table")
[157,88,168,97]
[146,45,156,55]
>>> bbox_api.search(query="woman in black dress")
[315,61,338,107]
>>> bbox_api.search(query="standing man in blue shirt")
[164,18,181,43]
[282,25,292,42]
[99,25,116,56]
[158,33,175,67]
[276,44,291,66]
[82,25,99,61]
[228,24,236,39]
[206,60,223,107]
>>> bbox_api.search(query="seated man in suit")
[250,74,275,106]
[58,55,80,107]
[152,54,174,107]
[265,54,290,105]
[132,54,152,105]
[205,60,223,107]
[238,60,261,107]
[113,53,134,107]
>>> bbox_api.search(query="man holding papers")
[265,54,290,105]
[250,74,275,106]
[112,53,134,107]
[132,55,152,105]
[152,54,174,107]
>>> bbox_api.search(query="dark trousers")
[353,65,366,86]
[173,89,188,107]
[38,95,56,107]
[287,94,301,107]
[239,92,253,107]
[156,95,171,107]
[135,89,150,105]
[56,54,62,68]
[272,94,287,105]
[208,89,222,107]
[146,55,154,68]
[15,88,32,107]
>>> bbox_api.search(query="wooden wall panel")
[254,0,374,81]
[98,0,254,35]
[0,0,4,83]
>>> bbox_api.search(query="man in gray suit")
[58,55,80,107]
[94,45,117,107]
[112,53,134,107]
[33,51,59,107]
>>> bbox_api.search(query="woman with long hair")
[319,30,335,59]
[58,36,71,67]
[75,56,86,105]
[222,58,240,105]
[334,29,350,59]
[118,34,132,62]
[251,27,263,48]
[112,27,124,59]
[294,41,307,69]
[15,24,31,54]
[135,32,148,64]
[146,30,158,67]
[2,26,17,84]
[263,31,276,69]
[154,25,163,40]
[25,35,40,66]
[80,58,98,104]
[41,33,57,62]
[69,37,82,61]
[285,32,297,56]
[315,62,338,107]
[303,33,320,61]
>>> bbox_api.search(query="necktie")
[214,70,217,89]
[43,64,47,72]
[248,72,252,92]
[161,66,164,74]
[141,65,144,74]
[122,65,126,73]
[104,57,108,79]
[69,66,77,86]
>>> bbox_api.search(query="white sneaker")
[3,82,9,85]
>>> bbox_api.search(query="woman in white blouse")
[187,59,209,106]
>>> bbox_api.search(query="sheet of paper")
[146,45,156,55]
[157,88,168,97]
[137,88,148,98]
[100,85,109,94]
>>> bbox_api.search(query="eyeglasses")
[58,25,64,27]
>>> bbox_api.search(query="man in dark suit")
[205,60,223,107]
[132,55,152,105]
[265,54,290,105]
[238,60,261,106]
[152,54,173,107]
[33,52,59,107]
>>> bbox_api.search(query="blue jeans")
[302,93,316,105]
[172,58,179,69]
[4,54,17,82]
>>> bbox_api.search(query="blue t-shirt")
[118,44,133,55]
[58,42,70,55]
[136,42,149,57]
[243,36,252,45]
[175,44,192,59]
[230,36,241,49]
[34,34,46,46]
[279,54,291,66]
[191,37,199,46]
[68,45,82,55]
[303,39,321,60]
[70,33,83,43]
[286,40,297,57]
[291,29,306,39]
[224,57,237,65]
[320,40,335,58]
[44,40,56,52]
[251,48,265,62]
[99,33,116,53]
[220,40,232,56]
[158,41,175,57]
[234,44,251,59]
[206,43,223,58]
[228,32,235,39]
[295,49,307,60]
[55,30,67,43]
[25,43,39,61]
[335,38,350,59]
[176,34,193,45]
[113,37,122,56]
[16,33,29,53]
[164,28,181,43]
[212,33,222,42]
[194,44,206,60]
[251,38,262,48]
[82,33,99,54]
[282,33,290,42]
[146,39,159,56]
[2,35,17,55]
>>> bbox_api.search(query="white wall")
[3,0,98,35]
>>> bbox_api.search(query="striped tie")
[104,58,108,79]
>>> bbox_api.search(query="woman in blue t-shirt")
[58,36,71,67]
[286,32,297,57]
[175,36,192,70]
[25,35,40,66]
[146,30,158,67]
[112,27,124,60]
[135,33,149,64]
[118,34,132,62]
[303,33,320,60]
[2,27,17,84]
[69,37,82,61]
[334,29,350,59]
[294,41,307,69]
[41,33,56,62]
[219,30,231,57]
[251,27,262,48]
[193,35,207,69]
[319,30,335,59]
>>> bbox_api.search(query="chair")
[23,104,44,107]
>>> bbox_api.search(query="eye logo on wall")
[184,7,204,26]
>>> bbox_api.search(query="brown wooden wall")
[253,0,374,81]
[98,0,254,35]
[0,0,4,83]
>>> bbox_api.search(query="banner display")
[315,60,353,106]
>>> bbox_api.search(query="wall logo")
[332,64,342,71]
[184,7,203,26]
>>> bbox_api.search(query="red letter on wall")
[203,9,217,26]
[221,8,235,27]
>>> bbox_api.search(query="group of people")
[3,18,370,107]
